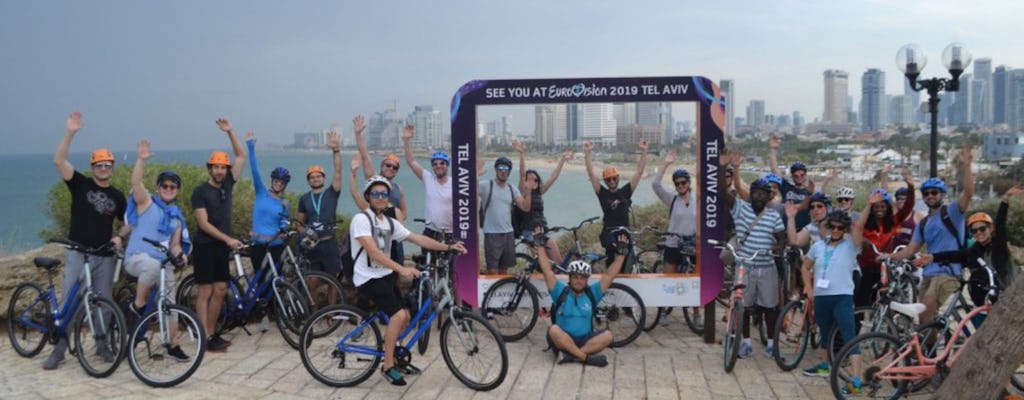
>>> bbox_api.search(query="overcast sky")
[2,0,1022,154]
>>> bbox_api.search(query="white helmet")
[835,186,856,199]
[363,175,392,197]
[566,260,592,276]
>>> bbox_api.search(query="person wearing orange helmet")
[297,127,344,288]
[45,111,129,370]
[190,117,246,352]
[353,116,407,265]
[582,139,649,262]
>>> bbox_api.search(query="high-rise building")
[1010,69,1024,131]
[579,104,617,145]
[823,70,849,123]
[994,65,1011,124]
[792,111,804,133]
[861,68,886,131]
[535,105,568,145]
[613,103,636,127]
[950,74,973,125]
[636,102,673,143]
[973,58,993,125]
[903,75,923,123]
[368,106,403,149]
[720,80,735,139]
[407,106,444,149]
[566,104,580,144]
[746,100,765,129]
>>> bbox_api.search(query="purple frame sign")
[449,76,727,308]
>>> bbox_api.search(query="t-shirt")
[423,175,453,232]
[350,209,412,287]
[780,180,810,229]
[807,237,860,296]
[652,179,696,247]
[524,188,546,230]
[298,186,341,236]
[730,198,785,265]
[597,183,634,229]
[125,202,180,260]
[247,140,288,245]
[65,171,126,248]
[550,280,605,338]
[911,203,966,277]
[801,220,826,247]
[190,174,236,244]
[479,179,522,234]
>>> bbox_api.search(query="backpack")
[346,210,396,277]
[479,180,514,228]
[916,204,966,251]
[544,284,598,353]
[511,202,529,238]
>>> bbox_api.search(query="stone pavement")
[0,311,909,400]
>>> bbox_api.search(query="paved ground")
[0,310,901,400]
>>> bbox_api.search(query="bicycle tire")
[299,305,381,387]
[7,282,50,358]
[296,270,346,312]
[417,314,432,355]
[681,307,705,335]
[598,282,645,348]
[440,310,509,391]
[723,302,743,373]
[174,274,196,308]
[643,307,663,332]
[273,280,312,350]
[772,300,810,371]
[482,277,540,342]
[829,331,906,400]
[72,295,127,378]
[127,304,206,388]
[827,306,875,363]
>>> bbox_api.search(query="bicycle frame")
[872,303,991,382]
[21,253,102,340]
[224,248,287,317]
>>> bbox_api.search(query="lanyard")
[822,241,839,273]
[311,191,325,222]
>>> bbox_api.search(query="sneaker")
[584,354,608,367]
[213,334,232,346]
[558,353,579,365]
[41,347,66,370]
[206,336,229,353]
[381,366,407,386]
[95,340,115,363]
[764,343,775,359]
[398,363,422,375]
[840,377,862,394]
[802,362,830,377]
[738,342,754,359]
[539,307,550,318]
[166,345,190,362]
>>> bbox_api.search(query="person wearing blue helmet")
[888,146,975,328]
[652,150,701,326]
[785,192,832,248]
[402,125,454,246]
[514,140,572,263]
[244,131,292,280]
[853,186,915,308]
[769,135,813,229]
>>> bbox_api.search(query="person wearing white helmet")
[350,176,468,386]
[833,186,860,221]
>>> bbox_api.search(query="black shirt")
[597,183,633,229]
[191,174,236,244]
[298,186,341,236]
[65,171,126,248]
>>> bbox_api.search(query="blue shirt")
[126,202,180,260]
[550,281,604,338]
[807,237,859,296]
[247,140,288,245]
[911,203,965,278]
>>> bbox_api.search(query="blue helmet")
[790,162,807,174]
[872,188,891,202]
[672,168,690,181]
[750,178,773,192]
[763,173,783,186]
[809,191,831,207]
[430,151,451,164]
[270,167,291,184]
[495,157,513,168]
[920,177,947,194]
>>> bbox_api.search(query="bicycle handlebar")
[49,238,115,256]
[707,239,774,262]
[142,237,186,268]
[547,216,600,233]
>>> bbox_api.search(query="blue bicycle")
[6,239,128,377]
[299,251,509,391]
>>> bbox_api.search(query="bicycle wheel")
[127,304,206,388]
[300,305,382,387]
[634,251,662,332]
[295,271,345,312]
[7,283,50,358]
[72,295,127,378]
[773,300,810,371]
[273,280,312,350]
[514,253,536,274]
[681,307,705,335]
[416,314,432,355]
[598,282,645,347]
[440,310,508,391]
[723,302,743,373]
[827,306,875,363]
[481,277,539,342]
[829,332,906,400]
[174,274,196,308]
[717,265,734,307]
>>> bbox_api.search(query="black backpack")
[343,210,395,279]
[511,203,529,238]
[916,205,966,250]
[544,285,598,354]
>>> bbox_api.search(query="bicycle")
[408,218,453,356]
[629,229,704,334]
[276,214,346,314]
[176,240,311,349]
[299,250,509,391]
[126,238,207,387]
[6,239,127,378]
[709,239,773,373]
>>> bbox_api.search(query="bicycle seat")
[33,257,61,270]
[890,302,926,320]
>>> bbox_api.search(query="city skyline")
[3,1,1024,154]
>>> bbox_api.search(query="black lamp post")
[896,43,972,178]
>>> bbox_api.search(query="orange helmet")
[383,154,401,165]
[90,148,115,165]
[306,165,326,178]
[602,167,619,180]
[207,151,231,167]
[967,213,993,227]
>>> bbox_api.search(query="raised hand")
[245,131,256,142]
[582,141,594,153]
[902,167,914,184]
[513,139,525,153]
[401,123,413,141]
[638,139,649,152]
[826,169,839,180]
[883,164,894,174]
[327,130,340,151]
[784,201,797,218]
[561,150,574,162]
[730,150,743,168]
[350,156,362,173]
[66,111,84,134]
[719,148,731,167]
[353,115,366,136]
[868,191,885,204]
[1004,185,1023,201]
[664,149,678,164]
[960,145,973,164]
[769,135,780,150]
[215,118,233,133]
[137,139,153,160]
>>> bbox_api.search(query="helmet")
[895,187,909,198]
[750,178,773,192]
[672,169,690,181]
[967,212,993,227]
[826,210,852,228]
[920,177,948,194]
[602,167,619,179]
[270,167,291,184]
[155,170,181,188]
[430,151,451,164]
[306,165,325,178]
[790,162,807,174]
[566,260,592,276]
[363,175,392,197]
[383,154,401,166]
[90,148,115,165]
[207,151,231,167]
[763,173,783,186]
[836,186,856,199]
[871,188,891,202]
[809,191,831,207]
[494,157,513,168]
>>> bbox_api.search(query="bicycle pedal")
[399,364,423,375]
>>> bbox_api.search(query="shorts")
[742,263,779,309]
[547,328,610,348]
[125,252,177,304]
[484,232,516,270]
[921,274,960,304]
[308,236,341,275]
[661,246,696,272]
[193,242,231,284]
[356,272,404,316]
[248,243,286,272]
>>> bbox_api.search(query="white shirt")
[423,174,453,232]
[350,208,412,287]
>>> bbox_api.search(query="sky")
[2,0,1022,155]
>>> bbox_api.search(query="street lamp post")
[896,43,972,178]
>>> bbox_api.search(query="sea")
[0,149,659,253]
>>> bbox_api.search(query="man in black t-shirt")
[768,135,812,230]
[297,129,343,285]
[45,111,129,370]
[191,118,246,352]
[583,139,649,262]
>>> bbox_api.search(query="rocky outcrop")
[0,244,66,320]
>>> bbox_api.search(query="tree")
[934,276,1024,400]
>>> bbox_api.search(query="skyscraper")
[1010,69,1024,131]
[746,100,765,130]
[612,103,636,127]
[579,104,617,145]
[861,68,886,132]
[368,106,402,149]
[535,105,568,146]
[823,69,849,124]
[950,74,973,125]
[973,58,993,125]
[636,102,673,143]
[407,106,444,149]
[994,65,1011,124]
[720,80,735,139]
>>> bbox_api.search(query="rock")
[0,244,66,320]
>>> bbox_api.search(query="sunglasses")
[605,177,619,182]
[970,225,990,234]
[922,190,942,197]
[895,196,907,202]
[383,163,400,170]
[496,166,511,172]
[811,203,827,209]
[828,224,847,231]
[219,188,227,201]
[92,162,114,170]
[838,198,853,203]
[674,180,689,187]
[160,184,179,190]
[369,190,390,199]
[432,161,448,167]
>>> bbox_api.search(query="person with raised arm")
[297,129,343,305]
[244,131,291,277]
[479,152,533,275]
[45,111,129,370]
[354,116,407,265]
[191,117,246,353]
[853,184,916,308]
[888,167,926,247]
[583,139,649,262]
[651,149,700,324]
[402,125,453,246]
[515,140,571,263]
[768,135,812,229]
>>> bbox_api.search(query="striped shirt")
[731,198,784,265]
